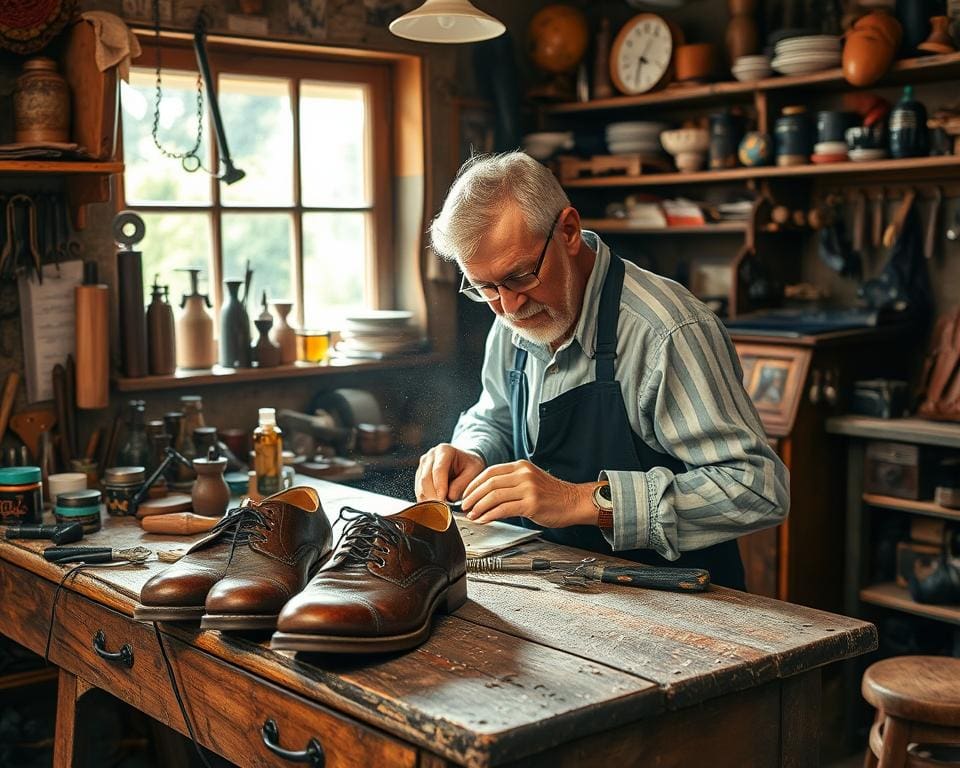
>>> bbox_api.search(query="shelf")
[580,219,747,234]
[863,493,960,522]
[860,582,960,626]
[0,160,123,174]
[826,416,960,449]
[562,155,960,189]
[114,353,443,392]
[0,668,58,691]
[547,51,960,115]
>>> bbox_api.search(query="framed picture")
[450,98,495,172]
[735,343,812,437]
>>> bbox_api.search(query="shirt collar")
[509,230,610,361]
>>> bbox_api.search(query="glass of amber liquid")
[295,329,329,364]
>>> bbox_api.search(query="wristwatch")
[592,482,614,530]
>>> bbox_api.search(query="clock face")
[610,14,675,95]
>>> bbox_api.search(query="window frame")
[121,36,395,327]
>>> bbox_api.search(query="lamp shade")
[389,0,505,43]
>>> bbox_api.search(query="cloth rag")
[79,11,142,81]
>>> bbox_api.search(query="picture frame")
[735,343,812,437]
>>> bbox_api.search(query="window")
[120,39,393,332]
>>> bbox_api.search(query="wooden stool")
[862,656,960,768]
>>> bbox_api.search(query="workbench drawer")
[0,559,54,655]
[48,591,417,767]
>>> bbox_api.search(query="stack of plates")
[731,55,772,82]
[717,200,754,221]
[605,121,668,156]
[771,35,841,75]
[337,310,424,357]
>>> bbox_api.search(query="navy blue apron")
[508,255,746,590]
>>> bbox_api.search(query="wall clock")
[609,13,681,95]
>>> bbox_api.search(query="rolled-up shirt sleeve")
[451,321,513,468]
[602,315,790,560]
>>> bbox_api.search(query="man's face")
[460,206,580,346]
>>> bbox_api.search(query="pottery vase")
[220,280,252,368]
[726,0,759,64]
[897,0,936,53]
[13,57,70,143]
[191,455,230,517]
[253,318,281,368]
[269,302,297,364]
[918,16,956,53]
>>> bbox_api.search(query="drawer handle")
[92,629,134,668]
[261,719,325,767]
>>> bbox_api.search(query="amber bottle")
[253,407,283,496]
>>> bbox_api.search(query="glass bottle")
[117,400,150,468]
[174,395,205,482]
[253,407,283,496]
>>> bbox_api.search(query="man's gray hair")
[430,152,570,264]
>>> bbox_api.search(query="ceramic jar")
[269,302,297,364]
[774,106,812,166]
[191,455,230,517]
[0,466,43,525]
[253,318,281,367]
[103,466,145,517]
[738,131,772,166]
[709,111,743,169]
[55,489,102,533]
[13,57,70,143]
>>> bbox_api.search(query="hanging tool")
[870,190,885,249]
[925,186,943,260]
[0,372,19,443]
[42,545,152,565]
[883,188,917,248]
[467,555,711,592]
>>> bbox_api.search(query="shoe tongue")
[259,485,320,512]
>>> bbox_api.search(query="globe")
[528,4,589,75]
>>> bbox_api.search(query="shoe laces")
[334,507,403,568]
[211,504,272,565]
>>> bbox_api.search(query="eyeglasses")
[459,210,563,303]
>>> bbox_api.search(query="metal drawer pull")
[92,629,134,668]
[261,719,325,767]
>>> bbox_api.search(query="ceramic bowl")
[845,125,886,150]
[522,131,574,160]
[660,128,710,172]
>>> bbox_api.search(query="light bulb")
[436,15,455,29]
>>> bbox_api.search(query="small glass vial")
[253,407,283,496]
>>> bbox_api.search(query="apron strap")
[594,254,625,382]
[509,346,532,460]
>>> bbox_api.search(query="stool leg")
[864,710,881,768]
[877,716,909,768]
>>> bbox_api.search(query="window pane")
[302,213,367,329]
[222,214,295,323]
[220,75,294,206]
[138,212,214,301]
[122,69,212,205]
[300,82,368,207]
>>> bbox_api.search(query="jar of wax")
[103,466,145,517]
[55,489,102,533]
[0,466,43,524]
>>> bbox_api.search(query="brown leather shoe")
[199,486,331,630]
[270,501,467,654]
[134,487,329,625]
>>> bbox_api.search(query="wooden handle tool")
[10,407,57,462]
[0,372,19,442]
[65,354,78,457]
[52,364,71,468]
[141,512,221,535]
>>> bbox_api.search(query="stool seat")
[862,656,960,728]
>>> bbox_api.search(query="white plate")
[772,58,840,75]
[344,310,413,324]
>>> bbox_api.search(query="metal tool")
[5,523,84,545]
[467,555,711,592]
[42,545,152,565]
[130,445,193,509]
[466,575,542,591]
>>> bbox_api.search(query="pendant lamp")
[389,0,505,43]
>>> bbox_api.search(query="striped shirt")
[452,231,790,560]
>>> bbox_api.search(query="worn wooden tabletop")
[0,478,877,766]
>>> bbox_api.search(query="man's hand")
[460,460,596,528]
[415,444,486,502]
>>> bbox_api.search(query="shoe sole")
[269,573,467,654]
[134,605,205,622]
[199,613,279,631]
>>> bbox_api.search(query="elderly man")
[415,152,789,589]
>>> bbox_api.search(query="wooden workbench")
[0,479,876,767]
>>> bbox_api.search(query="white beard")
[500,265,577,347]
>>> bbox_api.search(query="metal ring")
[112,211,146,249]
[181,154,201,173]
